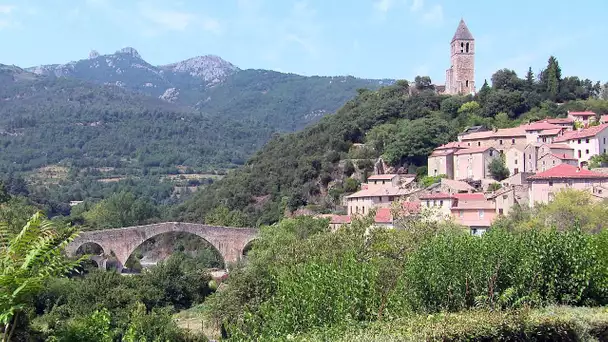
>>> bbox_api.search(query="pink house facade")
[527,164,608,205]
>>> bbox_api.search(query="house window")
[542,161,545,165]
[552,160,555,165]
[489,150,493,156]
[433,200,437,206]
[478,142,481,146]
[586,149,589,155]
[604,137,606,144]
[528,154,531,160]
[578,139,581,144]
[382,180,386,185]
[362,207,365,214]
[512,139,515,144]
[586,138,590,143]
[388,196,394,201]
[514,168,519,174]
[479,209,485,218]
[515,159,518,165]
[567,180,573,186]
[578,150,582,158]
[356,206,359,213]
[499,140,503,145]
[549,181,553,186]
[499,208,504,215]
[426,200,430,207]
[459,210,464,218]
[468,142,471,146]
[440,200,444,206]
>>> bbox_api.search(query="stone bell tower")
[445,19,475,95]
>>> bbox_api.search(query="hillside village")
[321,19,608,235]
[325,111,608,235]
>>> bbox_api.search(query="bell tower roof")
[451,19,474,42]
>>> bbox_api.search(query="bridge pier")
[90,255,108,270]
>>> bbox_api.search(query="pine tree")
[525,67,535,91]
[541,56,562,101]
[476,79,491,105]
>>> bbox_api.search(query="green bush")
[292,306,608,342]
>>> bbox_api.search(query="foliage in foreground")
[0,212,82,342]
[205,210,608,340]
[292,306,608,342]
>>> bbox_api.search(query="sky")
[1,0,607,86]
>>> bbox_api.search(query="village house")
[554,124,608,166]
[451,193,496,236]
[457,127,527,153]
[419,193,454,219]
[537,153,578,171]
[505,145,526,176]
[344,174,413,216]
[535,117,575,130]
[567,111,597,126]
[427,178,475,194]
[427,142,466,178]
[454,146,499,180]
[527,164,608,205]
[489,182,530,216]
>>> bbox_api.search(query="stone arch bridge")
[66,222,258,271]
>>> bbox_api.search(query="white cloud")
[139,6,194,31]
[374,0,394,13]
[0,5,14,14]
[421,4,443,25]
[201,18,221,34]
[410,0,424,12]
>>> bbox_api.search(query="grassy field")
[174,304,221,340]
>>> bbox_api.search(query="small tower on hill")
[445,19,475,95]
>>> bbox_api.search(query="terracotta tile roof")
[419,192,453,200]
[520,122,563,131]
[374,208,393,223]
[460,127,526,140]
[453,146,494,155]
[538,128,563,136]
[540,118,574,124]
[329,215,351,224]
[436,141,466,150]
[528,164,608,180]
[568,111,596,117]
[549,153,578,161]
[367,174,398,180]
[430,149,456,157]
[441,178,474,192]
[554,124,608,142]
[453,193,486,200]
[545,143,572,150]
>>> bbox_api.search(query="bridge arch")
[124,231,226,270]
[66,222,258,271]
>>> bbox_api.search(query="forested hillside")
[179,57,608,227]
[0,71,271,173]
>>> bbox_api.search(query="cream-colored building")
[505,145,526,176]
[537,153,578,171]
[344,174,410,216]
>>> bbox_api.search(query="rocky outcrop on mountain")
[117,47,142,59]
[89,50,100,59]
[159,55,238,85]
[160,87,179,103]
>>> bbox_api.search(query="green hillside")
[178,59,607,227]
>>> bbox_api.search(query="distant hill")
[25,47,393,131]
[0,65,272,173]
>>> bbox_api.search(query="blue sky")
[1,0,607,85]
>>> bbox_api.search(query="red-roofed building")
[428,143,466,179]
[537,153,578,171]
[567,111,597,126]
[528,164,608,204]
[535,117,575,129]
[553,124,608,166]
[451,193,496,236]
